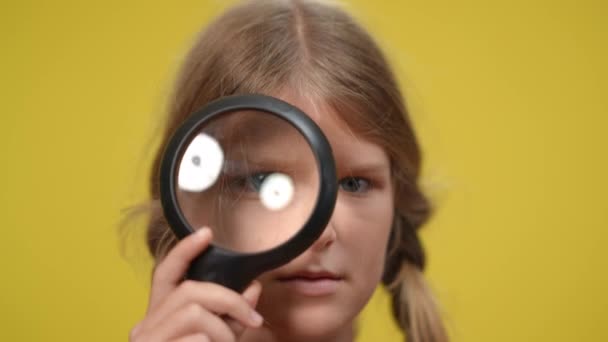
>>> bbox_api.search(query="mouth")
[277,271,344,296]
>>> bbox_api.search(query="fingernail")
[250,310,263,326]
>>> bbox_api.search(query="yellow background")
[1,0,606,341]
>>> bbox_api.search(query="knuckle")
[151,265,168,284]
[179,279,198,293]
[186,303,204,317]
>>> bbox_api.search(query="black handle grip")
[186,246,257,293]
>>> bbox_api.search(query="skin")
[131,91,394,342]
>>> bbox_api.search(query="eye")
[226,172,295,210]
[339,177,370,193]
[230,172,271,193]
[247,172,270,192]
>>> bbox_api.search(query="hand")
[130,228,264,342]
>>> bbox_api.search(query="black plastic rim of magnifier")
[159,94,338,292]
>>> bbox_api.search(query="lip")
[277,270,344,296]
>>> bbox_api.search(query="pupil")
[343,178,360,191]
[191,155,201,166]
[349,179,357,189]
[250,173,268,191]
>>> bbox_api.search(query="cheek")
[337,192,394,285]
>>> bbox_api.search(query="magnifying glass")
[159,94,338,292]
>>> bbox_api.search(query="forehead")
[274,91,389,168]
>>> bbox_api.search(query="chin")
[258,294,358,340]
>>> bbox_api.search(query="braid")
[382,213,448,342]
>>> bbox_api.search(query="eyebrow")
[338,161,390,175]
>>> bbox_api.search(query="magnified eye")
[339,177,370,193]
[228,172,294,209]
[237,172,271,193]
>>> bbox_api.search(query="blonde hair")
[142,0,447,340]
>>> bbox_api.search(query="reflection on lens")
[175,110,320,253]
[178,133,224,192]
[259,173,294,211]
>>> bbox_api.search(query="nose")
[311,219,337,251]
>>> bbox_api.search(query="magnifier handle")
[186,246,259,293]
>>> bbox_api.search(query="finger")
[242,280,262,308]
[226,281,263,335]
[145,303,235,342]
[149,228,212,310]
[171,333,210,342]
[145,281,263,331]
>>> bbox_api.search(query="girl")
[130,0,447,341]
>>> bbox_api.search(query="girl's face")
[242,91,395,341]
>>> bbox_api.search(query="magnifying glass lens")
[175,110,320,253]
